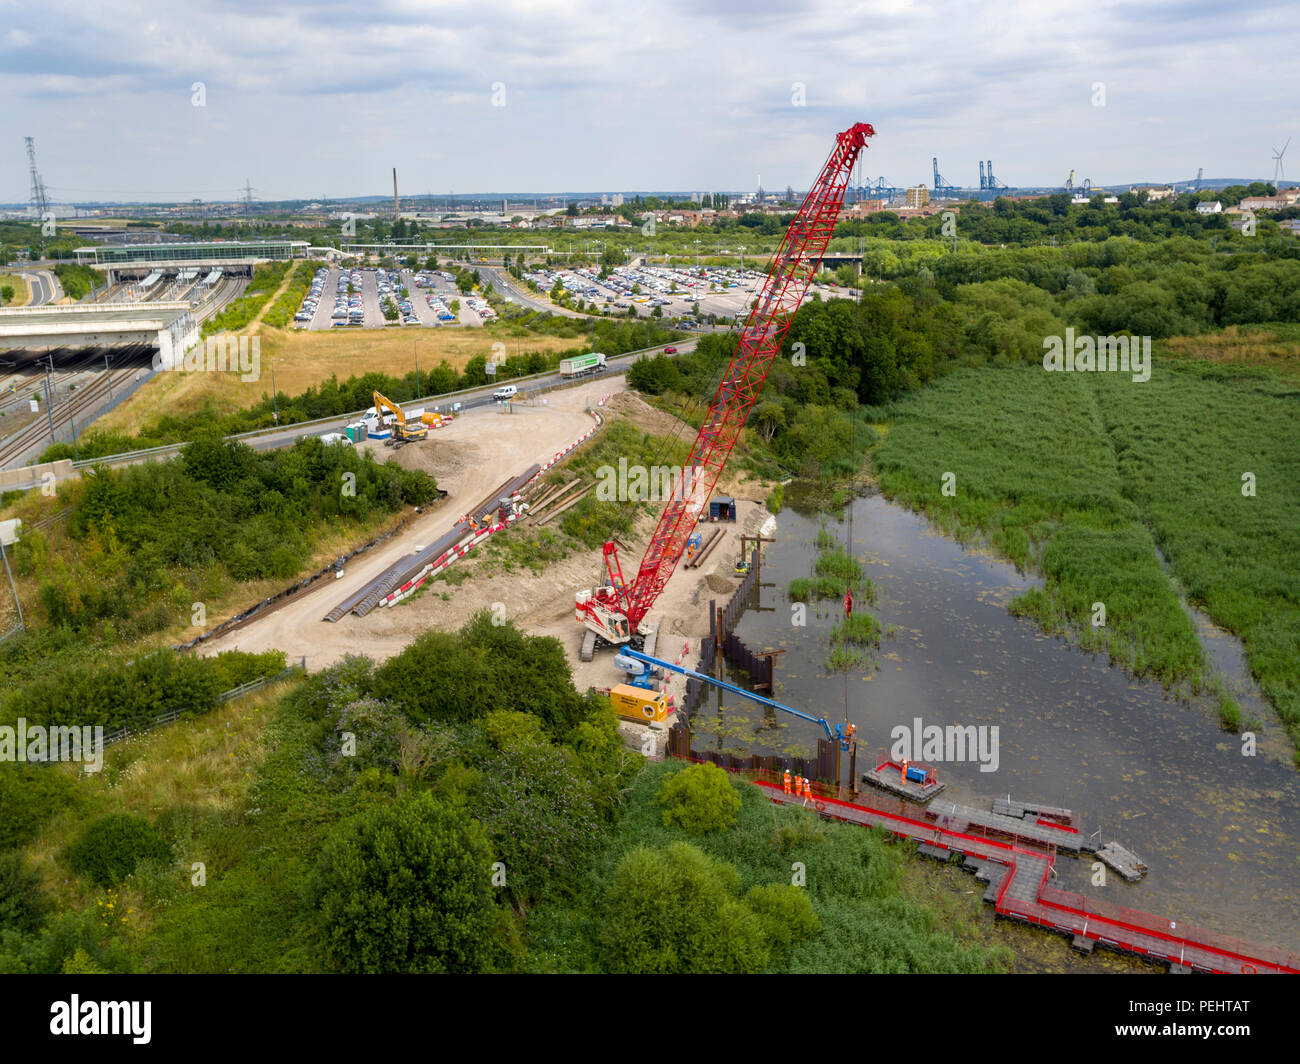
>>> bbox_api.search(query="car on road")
[493,385,518,401]
[663,346,678,354]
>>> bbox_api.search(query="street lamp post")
[738,245,746,273]
[413,341,421,398]
[270,359,279,424]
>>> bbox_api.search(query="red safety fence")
[1029,884,1300,973]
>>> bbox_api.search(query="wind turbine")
[1273,138,1290,184]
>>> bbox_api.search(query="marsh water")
[696,489,1300,956]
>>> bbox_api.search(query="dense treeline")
[1,648,286,734]
[0,615,1005,974]
[51,263,101,300]
[854,238,1300,339]
[259,261,325,329]
[629,222,1300,481]
[10,435,435,641]
[838,185,1296,248]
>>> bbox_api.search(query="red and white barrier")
[389,406,612,607]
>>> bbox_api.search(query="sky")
[0,0,1296,204]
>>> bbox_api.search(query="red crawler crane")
[576,122,876,656]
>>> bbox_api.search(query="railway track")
[0,361,141,468]
[199,277,245,321]
[0,277,246,468]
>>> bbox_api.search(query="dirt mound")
[605,389,692,439]
[378,436,475,482]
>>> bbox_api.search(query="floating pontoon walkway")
[754,778,1299,975]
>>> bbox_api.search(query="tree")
[479,742,604,902]
[653,762,741,834]
[752,400,787,443]
[308,791,497,973]
[601,843,769,973]
[0,285,13,305]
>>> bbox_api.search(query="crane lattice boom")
[617,122,875,627]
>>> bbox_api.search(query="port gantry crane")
[576,122,877,658]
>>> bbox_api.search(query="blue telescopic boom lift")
[620,648,855,751]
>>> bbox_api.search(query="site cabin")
[709,496,736,521]
[608,683,670,724]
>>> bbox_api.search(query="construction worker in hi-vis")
[783,769,792,795]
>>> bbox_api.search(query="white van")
[493,385,518,401]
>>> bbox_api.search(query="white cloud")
[0,0,1294,201]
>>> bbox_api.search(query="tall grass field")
[871,362,1300,759]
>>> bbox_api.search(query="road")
[49,336,699,472]
[480,266,584,318]
[6,268,62,306]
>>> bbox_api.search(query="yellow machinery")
[373,390,427,442]
[608,683,670,724]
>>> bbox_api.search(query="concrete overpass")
[818,254,863,272]
[0,303,198,364]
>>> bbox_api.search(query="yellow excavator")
[372,390,427,445]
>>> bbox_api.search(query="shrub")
[744,883,821,948]
[479,743,605,902]
[654,762,741,835]
[0,853,49,934]
[64,814,172,887]
[601,843,769,974]
[308,791,496,973]
[0,765,81,850]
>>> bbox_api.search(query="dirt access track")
[198,376,777,719]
